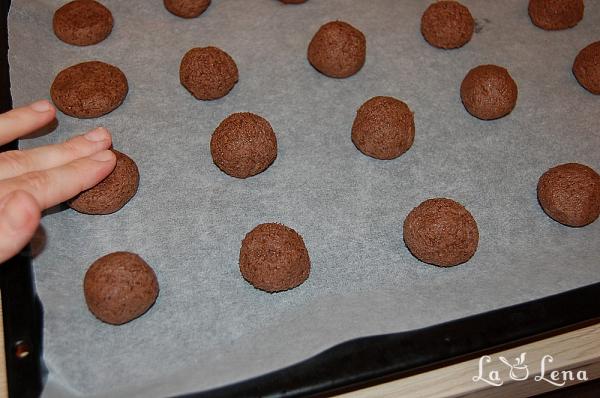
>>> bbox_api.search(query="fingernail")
[3,194,29,230]
[84,127,109,142]
[89,150,115,162]
[30,100,52,113]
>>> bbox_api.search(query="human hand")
[0,100,116,263]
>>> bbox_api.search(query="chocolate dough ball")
[537,163,600,227]
[84,252,159,325]
[307,21,366,78]
[280,0,307,3]
[351,96,415,160]
[68,150,139,214]
[53,0,113,46]
[460,65,518,120]
[164,0,211,18]
[50,61,128,118]
[573,41,600,95]
[210,112,277,178]
[421,1,475,49]
[528,0,584,31]
[240,223,310,292]
[403,198,479,267]
[180,46,238,100]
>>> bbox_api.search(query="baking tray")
[2,0,600,396]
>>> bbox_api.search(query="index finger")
[0,150,116,210]
[0,100,56,146]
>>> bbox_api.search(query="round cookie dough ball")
[460,65,518,120]
[403,198,479,267]
[68,149,139,214]
[240,223,310,292]
[164,0,211,18]
[180,46,239,100]
[351,96,415,160]
[210,112,277,179]
[421,1,475,49]
[84,252,159,325]
[573,41,600,95]
[528,0,584,31]
[307,21,366,78]
[53,0,113,46]
[537,163,600,227]
[50,61,128,118]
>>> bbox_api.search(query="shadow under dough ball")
[50,61,128,118]
[180,46,238,100]
[421,1,474,49]
[164,0,211,18]
[280,0,307,3]
[84,252,159,325]
[403,198,479,267]
[460,65,518,120]
[53,0,113,46]
[68,150,139,215]
[307,21,366,78]
[210,112,277,179]
[537,163,600,227]
[573,41,600,95]
[528,0,584,31]
[351,96,415,160]
[240,223,311,293]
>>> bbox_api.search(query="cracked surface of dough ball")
[537,163,600,227]
[240,223,310,292]
[180,46,239,100]
[84,252,159,325]
[351,96,415,160]
[53,0,113,46]
[573,41,600,95]
[528,0,584,30]
[210,113,277,178]
[164,0,211,18]
[403,198,479,267]
[51,61,128,118]
[421,1,475,49]
[460,64,518,120]
[68,150,139,215]
[307,21,366,78]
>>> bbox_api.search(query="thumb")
[0,190,41,264]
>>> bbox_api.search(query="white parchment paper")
[8,0,600,396]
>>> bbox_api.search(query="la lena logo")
[473,353,588,387]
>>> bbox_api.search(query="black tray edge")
[1,0,44,396]
[179,282,600,398]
